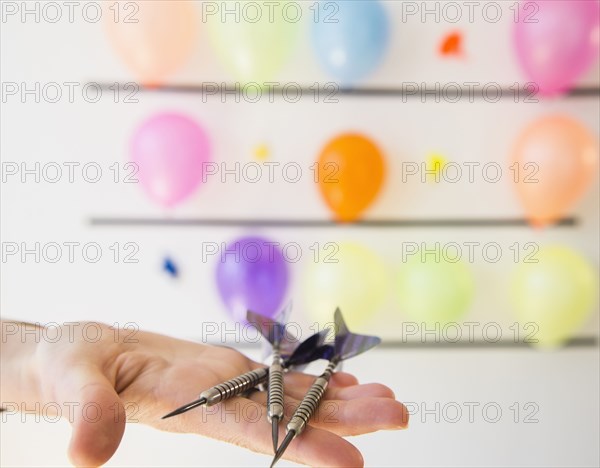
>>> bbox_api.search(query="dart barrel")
[200,367,269,406]
[287,360,338,435]
[268,349,285,422]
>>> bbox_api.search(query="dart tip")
[270,430,295,468]
[271,416,279,453]
[161,397,207,419]
[161,410,180,420]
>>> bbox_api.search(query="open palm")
[30,323,408,467]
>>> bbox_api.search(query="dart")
[162,311,329,421]
[270,308,381,467]
[247,306,329,452]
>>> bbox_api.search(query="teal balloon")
[510,246,598,348]
[395,249,475,324]
[311,0,390,85]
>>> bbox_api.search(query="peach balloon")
[512,115,598,227]
[104,1,197,86]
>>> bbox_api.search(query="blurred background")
[1,1,599,466]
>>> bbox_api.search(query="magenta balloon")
[216,236,289,323]
[514,0,600,96]
[131,113,211,207]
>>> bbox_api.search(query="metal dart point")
[161,397,207,419]
[270,430,295,468]
[271,415,280,452]
[161,367,269,419]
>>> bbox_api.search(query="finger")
[159,397,364,467]
[329,383,395,400]
[284,371,358,389]
[326,371,359,386]
[239,380,395,406]
[287,382,395,402]
[52,363,126,467]
[245,392,409,436]
[312,397,410,435]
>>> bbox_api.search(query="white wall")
[1,1,599,466]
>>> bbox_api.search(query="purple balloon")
[216,236,289,322]
[514,0,600,96]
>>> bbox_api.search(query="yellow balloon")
[206,1,300,83]
[304,242,388,329]
[510,245,598,348]
[395,248,474,325]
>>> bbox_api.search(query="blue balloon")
[311,0,390,85]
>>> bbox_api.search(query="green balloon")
[304,242,389,329]
[510,246,598,348]
[395,249,474,325]
[207,2,300,83]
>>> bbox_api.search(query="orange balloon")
[512,115,598,227]
[317,133,386,222]
[104,1,197,86]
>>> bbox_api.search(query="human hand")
[2,321,408,467]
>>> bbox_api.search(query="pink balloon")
[514,0,600,96]
[131,113,211,207]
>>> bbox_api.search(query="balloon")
[514,0,600,96]
[317,133,386,222]
[304,242,388,328]
[216,236,289,322]
[395,248,474,325]
[511,115,598,227]
[510,246,598,348]
[104,1,197,86]
[131,113,211,207]
[311,0,390,85]
[206,1,299,83]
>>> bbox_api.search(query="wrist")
[1,320,43,406]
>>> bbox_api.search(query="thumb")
[56,364,126,467]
